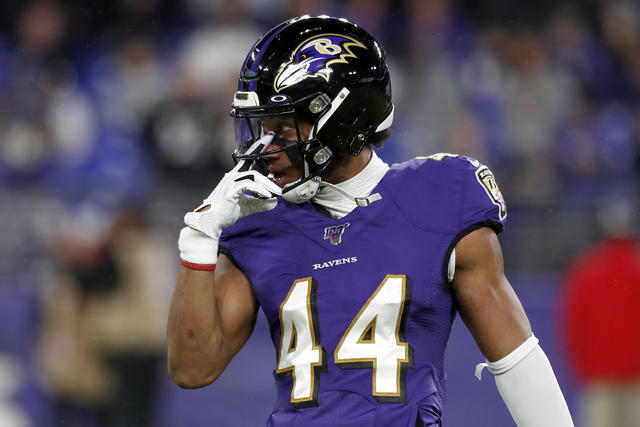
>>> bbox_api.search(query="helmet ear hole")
[315,93,381,156]
[303,141,338,177]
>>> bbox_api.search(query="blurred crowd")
[1,0,639,284]
[0,0,639,425]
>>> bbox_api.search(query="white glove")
[179,133,282,269]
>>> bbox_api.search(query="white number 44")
[276,275,412,407]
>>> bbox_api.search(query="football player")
[167,15,574,426]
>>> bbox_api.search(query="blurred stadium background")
[0,0,638,426]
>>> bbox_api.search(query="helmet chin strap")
[281,177,382,206]
[281,176,321,203]
[280,143,382,206]
[317,180,382,206]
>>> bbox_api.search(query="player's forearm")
[167,267,229,388]
[483,336,574,426]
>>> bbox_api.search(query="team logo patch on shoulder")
[323,222,350,246]
[274,34,367,92]
[475,167,507,220]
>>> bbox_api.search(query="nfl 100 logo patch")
[323,223,350,246]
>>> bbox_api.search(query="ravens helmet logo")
[274,34,367,92]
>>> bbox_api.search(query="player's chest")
[243,210,455,407]
[250,209,452,332]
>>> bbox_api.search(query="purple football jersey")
[219,154,506,426]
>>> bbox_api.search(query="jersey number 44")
[276,275,413,407]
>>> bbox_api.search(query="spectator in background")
[37,205,174,427]
[0,0,637,423]
[94,32,169,135]
[559,196,640,427]
[0,0,71,179]
[142,0,260,189]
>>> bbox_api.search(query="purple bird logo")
[274,34,367,92]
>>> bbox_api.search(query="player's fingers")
[231,132,275,172]
[250,172,283,196]
[238,180,279,199]
[232,171,282,197]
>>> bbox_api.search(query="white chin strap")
[282,178,321,204]
[281,178,382,207]
[318,181,382,206]
[281,146,322,204]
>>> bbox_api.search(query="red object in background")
[560,236,640,383]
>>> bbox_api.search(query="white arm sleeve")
[476,334,574,427]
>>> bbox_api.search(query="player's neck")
[323,146,373,185]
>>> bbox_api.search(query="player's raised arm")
[167,135,282,388]
[453,227,574,426]
[167,255,257,388]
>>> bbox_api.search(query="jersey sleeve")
[384,154,507,235]
[384,154,508,284]
[459,156,507,234]
[442,155,507,285]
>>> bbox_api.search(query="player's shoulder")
[386,152,484,186]
[393,152,481,171]
[382,152,507,232]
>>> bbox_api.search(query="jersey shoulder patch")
[409,153,507,229]
[474,165,507,221]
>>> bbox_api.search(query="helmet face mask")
[231,90,329,155]
[229,15,394,202]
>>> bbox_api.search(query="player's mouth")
[267,168,299,187]
[264,145,302,188]
[265,150,304,187]
[268,170,286,187]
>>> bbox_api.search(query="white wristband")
[178,226,219,270]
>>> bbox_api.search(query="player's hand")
[184,133,282,240]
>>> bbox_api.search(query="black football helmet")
[230,15,393,203]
